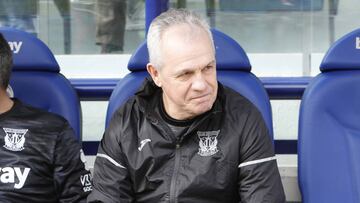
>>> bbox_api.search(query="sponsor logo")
[138,139,151,151]
[8,41,23,54]
[357,37,360,49]
[3,128,28,151]
[80,173,92,192]
[197,130,220,156]
[0,167,30,189]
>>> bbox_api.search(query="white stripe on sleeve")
[97,153,126,169]
[238,156,277,168]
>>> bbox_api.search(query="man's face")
[148,24,218,120]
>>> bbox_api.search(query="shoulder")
[106,96,140,140]
[13,100,69,131]
[110,96,139,125]
[220,85,260,117]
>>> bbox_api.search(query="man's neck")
[0,90,14,114]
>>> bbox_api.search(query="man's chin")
[192,103,213,115]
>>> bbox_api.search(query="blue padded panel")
[213,30,251,71]
[320,28,360,72]
[106,71,273,139]
[218,71,273,137]
[298,71,360,203]
[128,29,251,72]
[219,0,323,11]
[9,72,82,140]
[0,27,59,72]
[127,41,147,71]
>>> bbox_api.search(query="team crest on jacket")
[3,128,28,151]
[197,130,220,156]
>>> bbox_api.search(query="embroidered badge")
[3,128,28,151]
[197,130,220,156]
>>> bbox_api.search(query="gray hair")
[147,9,214,69]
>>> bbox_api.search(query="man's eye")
[177,72,192,81]
[204,66,214,71]
[180,72,190,77]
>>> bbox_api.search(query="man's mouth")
[191,93,211,103]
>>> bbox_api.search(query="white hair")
[147,9,214,69]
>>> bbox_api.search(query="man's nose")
[191,72,207,91]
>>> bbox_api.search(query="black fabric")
[88,78,285,203]
[157,96,192,140]
[158,96,195,127]
[0,99,92,203]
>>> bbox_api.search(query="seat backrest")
[1,27,82,141]
[298,28,360,203]
[106,29,273,139]
[219,0,323,11]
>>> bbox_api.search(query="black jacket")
[88,78,285,203]
[0,99,92,202]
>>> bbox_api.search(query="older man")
[0,33,92,202]
[89,9,285,203]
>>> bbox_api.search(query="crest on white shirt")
[197,130,220,156]
[3,128,28,151]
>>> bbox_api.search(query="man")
[89,9,285,203]
[0,0,37,35]
[0,33,92,202]
[95,0,126,53]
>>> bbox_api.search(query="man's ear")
[146,63,162,87]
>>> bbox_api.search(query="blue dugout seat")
[0,27,82,141]
[106,29,274,140]
[298,28,360,202]
[219,0,323,12]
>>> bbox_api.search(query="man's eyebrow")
[206,60,216,66]
[174,67,194,75]
[175,60,216,75]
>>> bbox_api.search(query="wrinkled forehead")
[163,41,213,71]
[160,24,214,66]
[162,23,212,46]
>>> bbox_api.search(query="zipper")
[169,142,181,203]
[149,117,182,203]
[167,110,220,203]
